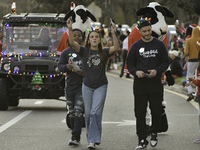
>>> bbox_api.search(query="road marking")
[62,119,136,126]
[103,120,136,126]
[61,119,66,123]
[0,110,32,133]
[34,101,44,105]
[164,89,198,110]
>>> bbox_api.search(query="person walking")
[126,18,169,149]
[119,32,131,78]
[66,18,119,149]
[58,29,84,146]
[184,27,200,101]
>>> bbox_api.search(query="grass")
[175,76,186,85]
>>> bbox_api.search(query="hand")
[136,71,145,78]
[111,23,116,34]
[66,18,72,28]
[188,77,193,82]
[148,69,157,78]
[76,70,83,76]
[66,64,73,71]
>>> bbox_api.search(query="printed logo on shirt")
[68,53,82,66]
[88,54,101,67]
[139,47,158,58]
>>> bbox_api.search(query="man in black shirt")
[127,18,169,149]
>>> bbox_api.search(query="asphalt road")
[0,73,200,150]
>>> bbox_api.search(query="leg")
[82,84,93,142]
[134,79,148,140]
[88,85,107,144]
[72,86,84,141]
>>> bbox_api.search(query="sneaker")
[87,142,95,149]
[150,133,158,147]
[194,138,200,144]
[135,139,148,149]
[68,139,80,146]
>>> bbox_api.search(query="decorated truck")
[0,12,67,110]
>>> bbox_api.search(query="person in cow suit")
[127,17,169,149]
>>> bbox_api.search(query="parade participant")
[188,51,200,144]
[58,29,84,146]
[184,27,200,101]
[66,17,119,149]
[127,18,169,149]
[56,30,69,56]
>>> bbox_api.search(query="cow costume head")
[136,2,174,38]
[64,2,97,38]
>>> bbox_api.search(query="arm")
[109,24,119,54]
[58,50,71,73]
[66,18,80,53]
[155,43,170,75]
[184,40,189,56]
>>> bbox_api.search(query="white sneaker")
[87,142,95,149]
[194,138,200,144]
[68,139,80,146]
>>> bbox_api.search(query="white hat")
[169,50,178,57]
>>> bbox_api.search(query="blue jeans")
[66,84,84,140]
[82,84,107,144]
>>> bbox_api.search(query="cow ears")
[86,10,97,22]
[136,6,175,18]
[136,7,149,16]
[64,10,75,21]
[162,7,174,18]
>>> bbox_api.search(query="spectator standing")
[168,50,183,79]
[127,18,169,149]
[188,51,200,144]
[66,18,119,149]
[184,27,200,101]
[119,33,131,78]
[58,29,84,146]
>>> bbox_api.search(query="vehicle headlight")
[55,66,59,73]
[3,63,10,71]
[13,66,20,73]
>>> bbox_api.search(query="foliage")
[1,0,200,26]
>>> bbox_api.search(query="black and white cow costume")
[136,2,174,38]
[64,2,97,38]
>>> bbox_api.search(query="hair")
[85,31,108,65]
[137,18,151,29]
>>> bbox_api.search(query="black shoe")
[135,139,148,149]
[194,96,198,102]
[150,133,158,147]
[187,93,194,101]
[119,74,123,78]
[126,75,131,78]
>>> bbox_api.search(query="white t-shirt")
[122,36,128,50]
